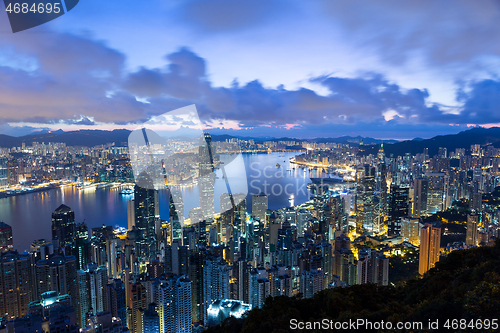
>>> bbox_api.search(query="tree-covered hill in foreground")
[207,242,500,332]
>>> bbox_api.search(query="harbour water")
[0,151,332,251]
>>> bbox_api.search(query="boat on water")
[120,188,134,195]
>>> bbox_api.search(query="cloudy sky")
[0,0,500,139]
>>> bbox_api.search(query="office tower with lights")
[142,303,160,333]
[35,252,78,300]
[107,279,127,328]
[134,178,159,261]
[252,194,268,224]
[356,248,389,286]
[388,185,409,236]
[127,282,147,333]
[401,217,421,246]
[412,178,428,218]
[169,188,183,243]
[51,204,77,249]
[199,133,216,220]
[77,263,108,328]
[249,268,270,308]
[419,223,441,275]
[156,276,193,333]
[300,269,324,299]
[0,157,7,189]
[0,251,32,320]
[356,165,376,234]
[0,221,13,253]
[74,222,90,270]
[378,161,388,217]
[469,168,483,212]
[426,172,448,214]
[188,252,205,323]
[466,213,479,246]
[127,200,135,231]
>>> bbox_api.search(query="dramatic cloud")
[0,28,498,138]
[318,0,500,69]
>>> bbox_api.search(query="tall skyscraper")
[388,185,409,236]
[419,223,441,275]
[356,165,376,234]
[169,188,183,242]
[377,162,387,218]
[134,176,159,261]
[0,221,13,253]
[401,217,421,246]
[51,204,76,249]
[252,194,268,225]
[35,252,78,298]
[199,133,216,220]
[300,269,325,299]
[0,157,8,189]
[188,252,205,324]
[356,248,389,286]
[156,276,193,333]
[35,253,79,321]
[127,282,147,333]
[466,213,479,246]
[0,251,32,319]
[203,257,230,323]
[142,303,160,333]
[412,178,428,218]
[106,279,127,328]
[426,173,448,214]
[77,263,108,328]
[127,200,135,231]
[74,222,90,270]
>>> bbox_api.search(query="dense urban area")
[0,130,498,332]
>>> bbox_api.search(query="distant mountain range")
[0,130,397,148]
[1,127,500,157]
[0,129,131,148]
[361,127,500,157]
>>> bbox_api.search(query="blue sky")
[1,0,500,139]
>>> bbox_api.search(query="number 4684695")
[6,2,61,14]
